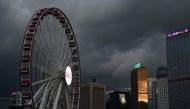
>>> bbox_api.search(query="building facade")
[79,82,106,109]
[9,92,23,109]
[156,67,169,109]
[167,28,190,109]
[131,66,148,109]
[148,78,157,109]
[106,90,131,109]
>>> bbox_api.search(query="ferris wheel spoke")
[33,83,47,104]
[57,38,65,67]
[52,29,66,71]
[38,81,51,109]
[61,43,71,69]
[57,20,66,55]
[37,79,59,109]
[39,20,54,56]
[32,51,47,71]
[43,53,57,77]
[33,83,46,98]
[61,41,69,63]
[45,16,55,51]
[34,31,50,54]
[38,25,52,53]
[53,17,64,66]
[35,42,58,77]
[33,40,50,67]
[62,51,72,69]
[50,16,58,50]
[57,39,69,70]
[32,50,47,71]
[64,85,72,109]
[34,28,53,77]
[44,79,60,108]
[46,82,59,108]
[32,64,57,77]
[33,39,46,84]
[33,39,48,58]
[53,80,63,109]
[32,76,58,86]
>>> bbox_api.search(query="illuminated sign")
[135,62,141,69]
[168,28,190,37]
[65,66,72,85]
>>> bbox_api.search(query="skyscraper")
[167,28,190,109]
[156,67,169,109]
[148,78,157,109]
[131,64,148,109]
[79,82,106,109]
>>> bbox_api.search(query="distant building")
[9,92,23,109]
[148,78,157,109]
[131,64,148,109]
[79,82,106,109]
[106,90,131,109]
[156,67,169,109]
[167,28,190,109]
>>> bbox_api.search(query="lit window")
[119,94,126,104]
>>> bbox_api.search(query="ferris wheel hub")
[65,66,72,86]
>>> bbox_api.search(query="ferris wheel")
[20,7,80,109]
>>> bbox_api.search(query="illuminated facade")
[167,29,190,109]
[131,66,148,109]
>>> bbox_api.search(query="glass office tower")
[156,67,169,109]
[131,66,148,109]
[148,78,157,109]
[167,28,190,109]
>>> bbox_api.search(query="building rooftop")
[168,28,190,37]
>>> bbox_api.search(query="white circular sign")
[65,66,72,85]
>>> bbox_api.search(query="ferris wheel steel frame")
[20,7,81,109]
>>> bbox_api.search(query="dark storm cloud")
[0,0,190,100]
[76,0,190,89]
[78,0,190,50]
[0,0,26,99]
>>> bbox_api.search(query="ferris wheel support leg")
[53,81,63,109]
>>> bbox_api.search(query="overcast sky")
[1,0,190,107]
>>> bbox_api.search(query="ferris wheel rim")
[20,7,81,109]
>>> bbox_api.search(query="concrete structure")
[9,92,23,109]
[79,82,106,109]
[156,67,169,109]
[106,90,131,109]
[148,78,157,109]
[131,66,148,109]
[167,28,190,109]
